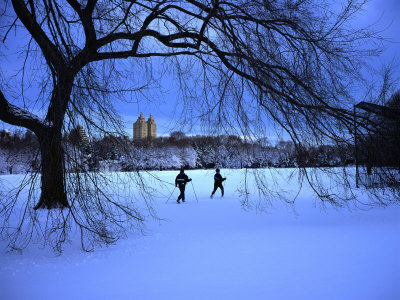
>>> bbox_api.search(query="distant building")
[69,125,90,145]
[133,112,147,140]
[133,112,157,141]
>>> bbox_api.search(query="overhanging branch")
[0,90,44,134]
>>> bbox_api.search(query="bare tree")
[0,0,390,251]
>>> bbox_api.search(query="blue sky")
[1,0,399,138]
[357,0,400,69]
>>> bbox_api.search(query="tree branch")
[11,0,65,74]
[0,90,44,134]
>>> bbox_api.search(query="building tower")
[69,125,89,145]
[133,112,148,140]
[76,125,90,144]
[147,113,157,140]
[133,112,157,141]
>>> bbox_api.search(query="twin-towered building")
[133,112,157,141]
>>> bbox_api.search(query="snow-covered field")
[1,169,399,300]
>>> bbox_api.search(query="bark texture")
[34,128,69,209]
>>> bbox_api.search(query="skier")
[210,168,226,198]
[175,167,192,204]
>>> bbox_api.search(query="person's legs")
[177,185,184,203]
[181,185,186,202]
[211,183,218,198]
[177,185,186,202]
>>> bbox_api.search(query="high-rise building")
[133,112,157,141]
[69,125,90,145]
[76,125,89,144]
[133,112,147,140]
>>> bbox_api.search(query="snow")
[0,169,400,299]
[0,149,37,174]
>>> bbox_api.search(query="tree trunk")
[34,127,69,209]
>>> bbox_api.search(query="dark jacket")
[176,172,191,187]
[214,173,226,183]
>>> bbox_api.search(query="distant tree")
[170,131,186,140]
[387,90,400,110]
[0,0,388,251]
[0,130,12,144]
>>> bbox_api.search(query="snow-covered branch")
[0,90,44,134]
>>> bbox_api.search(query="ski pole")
[191,181,198,203]
[165,186,176,204]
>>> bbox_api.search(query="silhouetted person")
[175,167,192,203]
[210,168,226,198]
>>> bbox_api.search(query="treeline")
[0,130,39,174]
[86,132,354,171]
[0,130,38,150]
[0,129,355,174]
